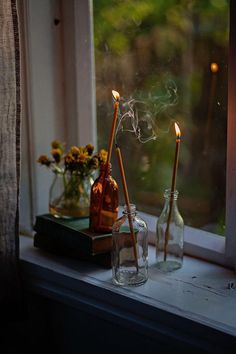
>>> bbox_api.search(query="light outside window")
[93,0,229,236]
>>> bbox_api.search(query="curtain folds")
[0,0,21,314]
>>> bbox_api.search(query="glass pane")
[93,0,229,235]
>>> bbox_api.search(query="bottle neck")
[164,189,179,201]
[123,204,136,216]
[163,190,179,211]
[100,162,112,176]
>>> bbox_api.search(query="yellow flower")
[51,140,64,151]
[98,149,108,163]
[70,146,81,156]
[37,155,51,166]
[65,153,74,164]
[78,152,89,163]
[38,140,107,175]
[51,148,62,163]
[86,144,94,155]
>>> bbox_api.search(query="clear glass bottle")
[156,189,184,272]
[89,163,118,233]
[112,204,148,286]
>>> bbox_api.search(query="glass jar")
[156,189,184,271]
[89,163,118,233]
[49,171,94,218]
[112,204,148,286]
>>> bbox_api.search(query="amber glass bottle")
[89,163,118,233]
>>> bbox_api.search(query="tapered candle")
[203,62,219,154]
[170,123,181,193]
[115,144,139,271]
[164,123,181,261]
[107,90,120,165]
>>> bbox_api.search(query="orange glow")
[112,90,120,101]
[174,122,181,139]
[210,62,219,73]
[92,182,103,194]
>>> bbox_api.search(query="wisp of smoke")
[115,80,178,144]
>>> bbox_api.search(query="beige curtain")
[0,0,21,315]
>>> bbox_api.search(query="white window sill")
[20,235,236,352]
[138,210,227,267]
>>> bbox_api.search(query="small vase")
[89,163,118,233]
[156,189,184,272]
[49,172,94,218]
[112,204,148,286]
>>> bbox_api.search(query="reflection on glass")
[93,0,228,235]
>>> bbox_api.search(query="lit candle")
[107,90,120,165]
[203,62,219,154]
[164,122,181,261]
[170,122,181,194]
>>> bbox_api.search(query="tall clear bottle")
[156,189,184,272]
[89,163,118,233]
[112,204,148,286]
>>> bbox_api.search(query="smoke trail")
[115,80,178,144]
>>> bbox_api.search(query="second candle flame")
[112,90,120,102]
[174,122,181,139]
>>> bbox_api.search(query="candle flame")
[174,122,181,138]
[210,62,219,73]
[112,90,120,102]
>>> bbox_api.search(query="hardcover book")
[34,232,111,268]
[33,214,113,256]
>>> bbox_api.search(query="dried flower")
[51,140,64,151]
[38,140,107,177]
[37,155,51,166]
[64,153,75,171]
[70,146,81,156]
[86,144,94,155]
[78,152,89,163]
[98,149,108,164]
[51,148,62,163]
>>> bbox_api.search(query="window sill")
[20,235,236,353]
[138,210,227,267]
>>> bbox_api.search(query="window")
[94,0,229,236]
[20,0,236,268]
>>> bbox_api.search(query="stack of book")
[33,214,112,268]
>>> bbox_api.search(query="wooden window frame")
[20,0,236,269]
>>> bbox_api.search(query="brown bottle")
[89,163,118,233]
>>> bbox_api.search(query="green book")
[33,214,113,256]
[34,232,111,268]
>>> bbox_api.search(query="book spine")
[34,217,91,252]
[34,233,111,268]
[34,216,113,255]
[93,237,112,254]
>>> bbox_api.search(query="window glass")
[93,0,229,235]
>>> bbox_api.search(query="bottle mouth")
[123,203,136,214]
[164,189,179,200]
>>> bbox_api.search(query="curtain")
[0,0,21,315]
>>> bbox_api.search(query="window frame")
[87,0,235,268]
[20,0,97,231]
[225,0,236,268]
[21,0,235,268]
